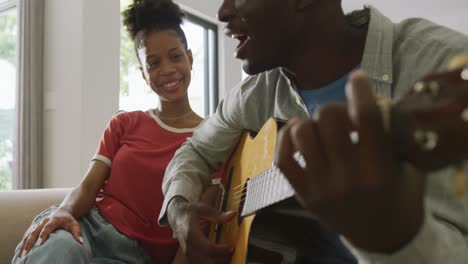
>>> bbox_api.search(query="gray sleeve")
[158,82,246,226]
[342,208,468,264]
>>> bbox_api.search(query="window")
[119,0,219,117]
[0,0,17,191]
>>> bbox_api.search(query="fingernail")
[79,236,84,244]
[226,211,236,216]
[37,237,42,246]
[350,69,366,80]
[288,118,301,125]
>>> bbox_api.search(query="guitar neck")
[241,167,295,217]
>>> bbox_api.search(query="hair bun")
[123,0,185,40]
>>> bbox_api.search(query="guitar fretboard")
[240,166,295,217]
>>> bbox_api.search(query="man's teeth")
[163,80,180,87]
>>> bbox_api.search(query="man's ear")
[297,0,315,10]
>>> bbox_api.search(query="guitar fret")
[252,174,260,213]
[242,167,295,217]
[265,171,270,208]
[260,172,266,213]
[250,176,256,214]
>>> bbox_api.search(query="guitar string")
[221,167,286,213]
[227,167,277,194]
[229,178,287,208]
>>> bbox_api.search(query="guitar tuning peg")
[462,68,468,81]
[453,162,467,197]
[461,109,468,122]
[413,129,438,152]
[448,54,468,81]
[413,81,440,98]
[448,54,468,71]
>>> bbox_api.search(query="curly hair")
[122,0,188,51]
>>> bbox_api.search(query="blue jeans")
[11,205,151,264]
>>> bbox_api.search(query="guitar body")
[209,118,278,264]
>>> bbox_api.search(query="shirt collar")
[279,6,395,92]
[356,6,395,85]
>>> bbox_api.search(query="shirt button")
[382,74,390,81]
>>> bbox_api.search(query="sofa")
[0,188,71,263]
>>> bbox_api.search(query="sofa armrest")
[0,188,71,263]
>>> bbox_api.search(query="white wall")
[43,0,121,187]
[42,0,241,187]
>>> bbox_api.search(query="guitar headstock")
[388,55,468,171]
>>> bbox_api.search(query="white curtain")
[13,0,44,189]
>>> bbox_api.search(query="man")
[159,0,468,263]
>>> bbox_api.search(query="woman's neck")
[157,97,193,119]
[155,97,203,128]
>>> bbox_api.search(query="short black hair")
[122,0,188,55]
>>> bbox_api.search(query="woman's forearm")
[59,161,110,218]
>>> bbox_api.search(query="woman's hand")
[19,207,83,257]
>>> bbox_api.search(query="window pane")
[0,7,17,191]
[182,20,206,116]
[119,0,217,117]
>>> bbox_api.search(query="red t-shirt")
[93,110,197,263]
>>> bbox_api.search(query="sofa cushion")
[0,188,70,263]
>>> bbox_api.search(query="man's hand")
[275,70,426,253]
[168,186,236,264]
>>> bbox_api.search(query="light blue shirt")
[299,66,359,114]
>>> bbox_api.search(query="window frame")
[184,12,219,115]
[0,0,17,191]
[0,0,16,13]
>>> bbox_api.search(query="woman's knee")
[14,230,90,263]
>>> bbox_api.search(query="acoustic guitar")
[208,55,468,263]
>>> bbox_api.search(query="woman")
[12,0,204,263]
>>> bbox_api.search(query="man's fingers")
[207,243,234,258]
[346,70,390,183]
[187,226,232,263]
[346,70,383,142]
[194,204,236,224]
[275,119,307,188]
[314,104,355,193]
[200,185,222,208]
